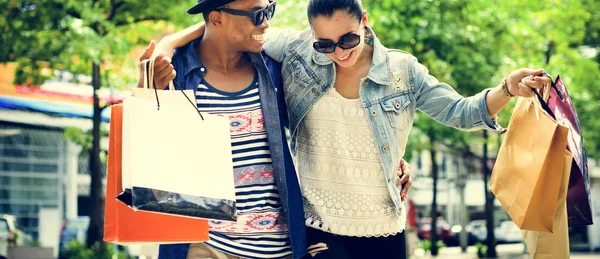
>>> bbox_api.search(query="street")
[412,243,599,258]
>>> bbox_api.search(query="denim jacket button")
[312,88,319,96]
[382,145,389,152]
[395,103,401,109]
[371,111,377,116]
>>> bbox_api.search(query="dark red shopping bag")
[546,75,593,226]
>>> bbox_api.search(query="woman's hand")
[505,68,552,98]
[396,159,412,202]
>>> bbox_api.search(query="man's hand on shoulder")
[136,40,176,90]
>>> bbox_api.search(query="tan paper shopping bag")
[521,151,572,259]
[490,96,569,232]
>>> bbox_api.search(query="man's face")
[219,0,272,53]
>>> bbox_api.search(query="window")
[0,219,9,233]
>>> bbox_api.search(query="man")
[138,1,306,258]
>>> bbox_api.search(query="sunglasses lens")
[313,42,335,53]
[339,34,361,49]
[267,3,276,19]
[255,11,265,26]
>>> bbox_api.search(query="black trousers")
[303,227,408,259]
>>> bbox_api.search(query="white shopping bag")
[119,59,237,221]
[122,59,195,193]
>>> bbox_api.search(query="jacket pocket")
[380,94,412,130]
[285,56,315,85]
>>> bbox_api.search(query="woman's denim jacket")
[264,28,504,221]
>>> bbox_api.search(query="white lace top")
[296,87,405,237]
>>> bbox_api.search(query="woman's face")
[311,10,368,68]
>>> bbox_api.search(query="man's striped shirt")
[195,75,291,259]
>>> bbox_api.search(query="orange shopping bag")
[490,94,569,233]
[104,104,209,245]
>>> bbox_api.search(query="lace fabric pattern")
[297,88,406,237]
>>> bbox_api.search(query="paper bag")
[104,105,209,245]
[522,151,572,258]
[122,59,195,192]
[490,96,569,232]
[120,59,237,221]
[546,75,593,226]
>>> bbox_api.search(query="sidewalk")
[411,244,599,259]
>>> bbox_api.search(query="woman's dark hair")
[307,0,364,24]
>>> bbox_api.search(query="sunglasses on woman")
[217,1,277,27]
[313,32,361,54]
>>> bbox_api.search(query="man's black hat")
[187,0,237,15]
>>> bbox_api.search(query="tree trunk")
[483,131,497,257]
[428,128,440,256]
[87,62,106,250]
[457,159,468,252]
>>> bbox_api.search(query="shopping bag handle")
[144,58,175,92]
[531,72,556,119]
[532,87,555,119]
[537,72,564,100]
[144,59,204,120]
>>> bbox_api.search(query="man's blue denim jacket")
[157,38,307,259]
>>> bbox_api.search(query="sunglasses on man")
[313,32,361,54]
[217,1,276,26]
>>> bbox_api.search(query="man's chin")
[246,46,265,54]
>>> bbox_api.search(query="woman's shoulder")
[386,49,417,63]
[286,27,315,50]
[383,48,420,77]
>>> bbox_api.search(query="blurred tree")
[275,0,309,29]
[0,0,197,250]
[493,0,600,158]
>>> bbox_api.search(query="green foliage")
[275,0,309,29]
[0,0,192,88]
[418,239,445,253]
[64,126,109,152]
[366,0,600,158]
[419,239,431,252]
[26,239,41,247]
[61,240,130,259]
[475,242,487,258]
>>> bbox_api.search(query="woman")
[145,0,550,258]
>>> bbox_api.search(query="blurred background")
[0,0,598,258]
